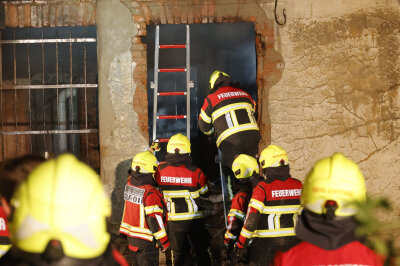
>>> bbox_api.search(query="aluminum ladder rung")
[157,138,170,143]
[158,92,186,96]
[159,68,186,72]
[157,115,186,119]
[152,25,191,142]
[159,44,186,49]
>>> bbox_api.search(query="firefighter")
[0,154,128,266]
[222,154,263,263]
[119,151,170,266]
[273,153,385,266]
[0,155,44,258]
[198,70,260,169]
[156,133,211,266]
[236,144,303,265]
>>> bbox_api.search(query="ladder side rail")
[152,26,160,141]
[185,25,191,139]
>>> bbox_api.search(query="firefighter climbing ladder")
[151,25,194,143]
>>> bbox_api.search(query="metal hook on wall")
[274,0,286,25]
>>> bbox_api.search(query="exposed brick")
[77,3,85,25]
[36,5,43,27]
[133,15,145,22]
[62,4,69,26]
[49,4,56,27]
[18,5,24,28]
[23,5,31,27]
[55,4,63,26]
[248,16,257,22]
[88,4,96,25]
[70,4,77,26]
[42,4,49,27]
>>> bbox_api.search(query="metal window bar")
[0,27,98,166]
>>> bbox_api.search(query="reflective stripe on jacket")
[238,178,302,247]
[119,181,168,250]
[198,86,259,147]
[224,191,250,246]
[156,163,209,221]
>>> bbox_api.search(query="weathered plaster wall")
[259,0,400,214]
[96,0,148,201]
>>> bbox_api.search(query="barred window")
[0,26,99,171]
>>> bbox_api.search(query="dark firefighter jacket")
[198,86,259,147]
[156,154,210,222]
[119,173,169,251]
[237,177,302,249]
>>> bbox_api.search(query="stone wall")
[257,0,400,217]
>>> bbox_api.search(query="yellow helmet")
[259,144,289,168]
[232,154,259,179]
[9,154,111,259]
[167,133,191,154]
[301,153,366,217]
[209,70,230,90]
[131,151,159,174]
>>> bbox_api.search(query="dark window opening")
[145,23,257,180]
[0,26,99,172]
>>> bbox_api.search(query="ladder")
[151,25,193,144]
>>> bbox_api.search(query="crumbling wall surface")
[96,0,148,203]
[260,0,400,213]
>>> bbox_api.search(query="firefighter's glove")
[149,140,161,153]
[236,246,250,264]
[161,241,170,253]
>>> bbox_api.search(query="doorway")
[145,23,257,180]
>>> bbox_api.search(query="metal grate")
[0,26,99,171]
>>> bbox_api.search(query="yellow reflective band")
[216,124,259,147]
[167,212,204,221]
[248,199,264,212]
[211,103,254,121]
[154,228,167,240]
[261,205,301,214]
[200,110,212,123]
[203,128,214,135]
[253,228,295,238]
[198,185,209,195]
[224,231,236,240]
[230,110,239,127]
[144,205,164,215]
[120,222,152,235]
[163,190,201,199]
[120,228,153,241]
[228,209,245,220]
[240,228,254,239]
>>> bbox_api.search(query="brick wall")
[3,0,278,145]
[123,0,277,142]
[3,1,96,28]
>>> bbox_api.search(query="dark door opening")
[145,23,257,181]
